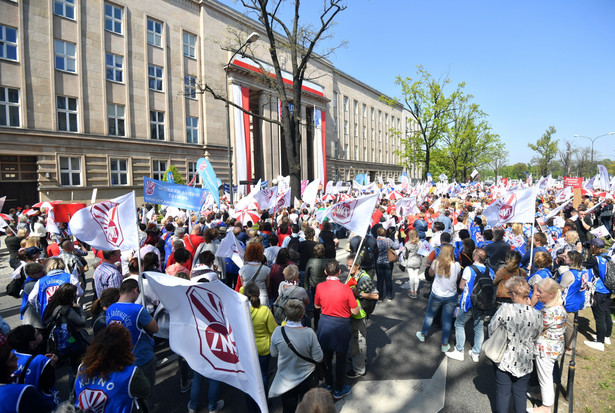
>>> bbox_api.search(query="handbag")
[281,327,328,382]
[386,240,398,263]
[483,325,508,363]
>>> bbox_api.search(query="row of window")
[0,87,200,142]
[58,156,198,187]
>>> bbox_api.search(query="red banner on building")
[563,177,583,189]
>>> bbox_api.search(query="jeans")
[350,317,367,375]
[454,308,486,355]
[376,263,394,299]
[493,365,531,413]
[189,372,221,411]
[139,356,157,409]
[421,292,458,346]
[592,292,613,343]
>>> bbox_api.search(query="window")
[184,75,196,99]
[54,0,75,19]
[186,116,198,143]
[110,158,128,185]
[54,40,76,73]
[343,96,348,112]
[152,160,166,181]
[148,65,163,91]
[147,19,162,47]
[105,53,123,82]
[57,96,78,132]
[188,161,199,184]
[59,156,81,186]
[150,111,164,140]
[0,25,18,61]
[104,3,123,34]
[183,32,196,58]
[0,87,19,127]
[107,103,125,136]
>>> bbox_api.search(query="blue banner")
[166,171,174,183]
[143,177,208,211]
[196,158,220,208]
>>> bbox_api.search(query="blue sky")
[221,0,615,166]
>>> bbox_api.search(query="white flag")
[0,196,5,213]
[269,188,290,214]
[483,187,536,227]
[325,180,334,194]
[545,198,573,219]
[591,225,610,239]
[417,240,435,257]
[471,169,479,179]
[302,179,320,206]
[254,186,278,210]
[69,192,138,251]
[395,197,419,217]
[319,193,379,236]
[215,231,245,267]
[46,209,60,235]
[145,272,268,413]
[598,165,611,191]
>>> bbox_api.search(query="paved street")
[0,240,500,413]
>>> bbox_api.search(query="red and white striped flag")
[69,192,138,251]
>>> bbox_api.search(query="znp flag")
[215,231,245,267]
[69,192,139,251]
[483,187,536,227]
[319,193,379,236]
[145,273,268,413]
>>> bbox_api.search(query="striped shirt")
[93,262,123,298]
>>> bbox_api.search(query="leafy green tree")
[163,165,185,185]
[528,126,558,177]
[382,66,465,179]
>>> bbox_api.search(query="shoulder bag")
[482,324,508,363]
[386,239,398,263]
[281,327,328,382]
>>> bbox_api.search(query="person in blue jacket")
[583,238,613,351]
[527,252,553,311]
[558,251,588,351]
[0,346,55,413]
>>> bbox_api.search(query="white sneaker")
[468,350,479,363]
[209,400,224,413]
[591,334,612,345]
[445,348,465,361]
[584,340,605,351]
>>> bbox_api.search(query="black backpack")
[46,306,80,357]
[603,256,615,292]
[470,265,496,311]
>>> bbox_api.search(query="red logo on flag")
[78,389,108,413]
[198,161,207,172]
[187,287,240,369]
[499,193,517,222]
[332,200,357,225]
[91,201,124,247]
[145,180,156,196]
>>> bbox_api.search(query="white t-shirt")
[431,261,461,297]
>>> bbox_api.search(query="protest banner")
[563,177,583,189]
[143,177,208,211]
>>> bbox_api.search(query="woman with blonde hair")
[402,229,422,298]
[528,278,566,413]
[416,244,461,352]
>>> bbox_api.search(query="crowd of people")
[0,182,613,413]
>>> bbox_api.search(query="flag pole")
[528,187,537,272]
[133,191,145,305]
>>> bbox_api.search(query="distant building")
[0,0,417,208]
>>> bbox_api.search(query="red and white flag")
[145,272,268,413]
[269,188,291,214]
[484,187,536,227]
[254,186,278,210]
[215,231,245,267]
[319,193,379,236]
[69,192,138,251]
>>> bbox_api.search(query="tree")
[200,0,346,201]
[528,126,558,177]
[382,66,464,179]
[558,140,575,177]
[163,165,185,185]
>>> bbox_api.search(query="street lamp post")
[225,32,259,204]
[573,132,615,176]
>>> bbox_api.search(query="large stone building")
[0,0,416,208]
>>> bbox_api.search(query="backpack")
[469,265,496,312]
[46,306,80,357]
[603,258,615,291]
[5,274,24,298]
[287,236,301,261]
[273,286,299,324]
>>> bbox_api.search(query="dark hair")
[128,257,139,274]
[43,282,77,322]
[142,252,159,271]
[483,229,493,241]
[78,324,135,380]
[267,233,279,247]
[0,346,15,383]
[304,227,315,240]
[291,224,300,234]
[322,221,332,232]
[440,232,451,244]
[173,248,192,265]
[433,221,445,232]
[243,282,261,308]
[119,278,139,295]
[165,223,175,232]
[458,229,470,240]
[504,250,522,272]
[567,251,583,270]
[493,227,505,241]
[24,262,45,278]
[102,250,119,260]
[197,250,216,267]
[91,287,120,316]
[275,248,290,266]
[7,325,37,353]
[324,259,340,276]
[313,243,325,258]
[462,238,475,256]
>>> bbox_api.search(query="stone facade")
[0,0,416,208]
